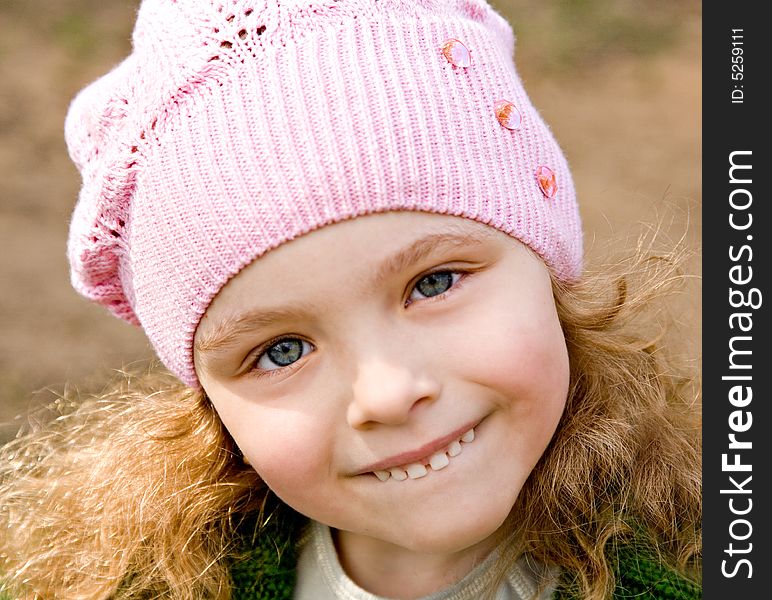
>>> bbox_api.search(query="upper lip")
[356,418,482,475]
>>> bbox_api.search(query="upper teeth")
[373,427,476,482]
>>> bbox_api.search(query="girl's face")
[195,212,569,557]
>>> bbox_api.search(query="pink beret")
[65,0,582,387]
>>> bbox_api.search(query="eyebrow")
[195,229,493,356]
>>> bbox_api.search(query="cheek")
[214,400,335,502]
[460,298,569,406]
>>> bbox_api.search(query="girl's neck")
[332,527,500,599]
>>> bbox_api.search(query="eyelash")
[244,268,471,380]
[404,268,468,308]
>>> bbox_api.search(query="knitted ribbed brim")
[65,0,582,387]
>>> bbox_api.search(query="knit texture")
[229,508,306,599]
[0,542,700,600]
[551,549,702,600]
[0,509,701,599]
[65,0,583,387]
[227,513,701,600]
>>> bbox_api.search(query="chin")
[382,492,516,555]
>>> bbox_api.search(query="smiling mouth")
[367,426,477,482]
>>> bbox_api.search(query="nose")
[347,356,441,429]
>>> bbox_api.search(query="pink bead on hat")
[65,0,583,388]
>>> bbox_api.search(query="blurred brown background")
[0,0,701,444]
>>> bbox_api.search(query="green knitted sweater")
[0,511,700,599]
[228,510,701,600]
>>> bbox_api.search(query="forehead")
[193,212,529,350]
[217,212,503,293]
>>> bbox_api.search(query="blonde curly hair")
[486,240,701,599]
[0,242,701,600]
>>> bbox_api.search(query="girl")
[0,1,700,599]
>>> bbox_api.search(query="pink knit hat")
[65,0,582,388]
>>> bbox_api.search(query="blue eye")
[251,271,464,375]
[251,338,313,377]
[407,270,463,305]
